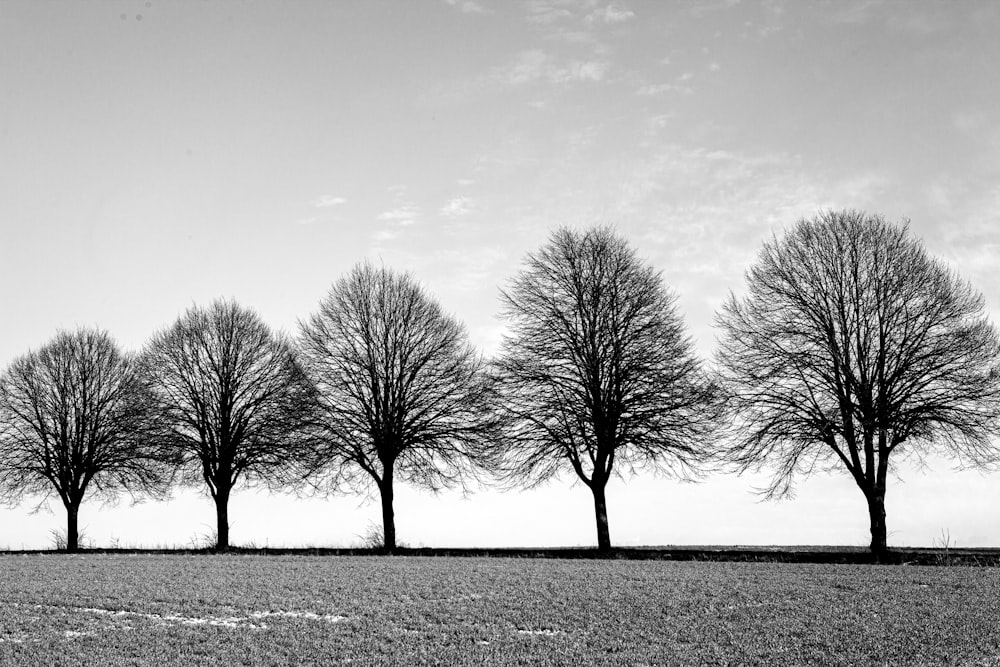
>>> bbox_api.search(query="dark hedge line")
[2,545,998,565]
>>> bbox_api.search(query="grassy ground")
[0,554,998,665]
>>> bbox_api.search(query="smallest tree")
[142,299,319,551]
[0,328,168,551]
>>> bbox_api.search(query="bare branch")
[0,328,170,551]
[494,225,719,549]
[140,299,320,550]
[715,210,1000,556]
[297,262,500,550]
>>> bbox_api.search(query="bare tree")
[298,262,498,552]
[716,210,1000,558]
[495,226,717,551]
[0,328,168,552]
[141,299,318,551]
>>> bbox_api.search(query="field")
[1,554,999,665]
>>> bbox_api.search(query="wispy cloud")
[372,229,399,243]
[919,177,1000,309]
[443,0,490,14]
[376,204,420,226]
[312,195,347,208]
[495,49,609,86]
[585,4,635,24]
[635,70,697,96]
[525,0,576,24]
[636,83,689,96]
[371,187,421,247]
[441,196,475,217]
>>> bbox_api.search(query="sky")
[1,0,999,550]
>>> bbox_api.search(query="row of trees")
[2,210,999,559]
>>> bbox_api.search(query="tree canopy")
[141,299,318,550]
[495,225,717,550]
[716,210,1000,556]
[298,262,499,551]
[0,328,168,551]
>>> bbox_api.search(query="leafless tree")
[141,299,318,551]
[298,262,499,552]
[0,328,169,552]
[495,226,717,551]
[716,210,1000,558]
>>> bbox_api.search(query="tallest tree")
[716,210,1000,558]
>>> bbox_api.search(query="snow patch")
[249,610,348,623]
[3,602,350,636]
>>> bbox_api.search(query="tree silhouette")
[141,299,318,551]
[495,226,717,551]
[298,262,498,552]
[0,328,168,552]
[716,210,1000,558]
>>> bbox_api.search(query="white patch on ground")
[2,602,350,638]
[516,628,562,636]
[70,606,251,629]
[249,610,348,623]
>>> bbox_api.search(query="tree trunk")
[66,504,79,553]
[592,483,611,552]
[380,472,396,554]
[867,492,888,560]
[215,488,231,552]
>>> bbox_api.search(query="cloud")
[585,4,635,24]
[376,204,420,226]
[456,178,476,186]
[636,71,697,96]
[917,177,1000,311]
[313,195,347,208]
[443,0,489,14]
[372,229,399,242]
[499,50,549,85]
[637,83,678,96]
[296,216,318,226]
[441,196,475,217]
[525,0,576,24]
[495,50,609,86]
[636,82,692,96]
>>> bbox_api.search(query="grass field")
[1,554,998,665]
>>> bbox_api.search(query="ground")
[0,554,998,665]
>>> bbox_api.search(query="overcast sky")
[1,0,998,550]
